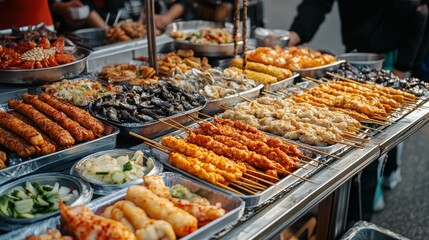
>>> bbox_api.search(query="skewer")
[280,138,340,159]
[342,133,370,142]
[217,183,244,195]
[293,157,317,168]
[245,169,279,181]
[231,182,258,194]
[356,130,373,137]
[262,89,287,97]
[198,111,215,119]
[282,169,315,183]
[240,177,268,188]
[158,118,190,132]
[302,76,323,84]
[235,180,266,190]
[243,173,277,185]
[299,155,330,167]
[239,95,253,103]
[336,140,364,148]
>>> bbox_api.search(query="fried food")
[38,93,105,136]
[22,94,94,142]
[150,51,211,77]
[226,67,277,84]
[25,229,73,240]
[231,58,293,80]
[126,185,198,237]
[0,151,6,169]
[98,63,159,86]
[0,110,44,146]
[60,202,137,240]
[105,20,161,44]
[102,200,176,240]
[8,100,75,147]
[171,28,234,44]
[0,126,37,157]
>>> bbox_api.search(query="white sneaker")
[383,169,401,190]
[373,193,385,212]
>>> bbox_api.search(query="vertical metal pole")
[144,0,158,71]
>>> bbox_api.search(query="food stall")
[0,4,428,240]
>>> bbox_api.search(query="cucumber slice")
[50,202,59,211]
[15,189,29,200]
[0,196,9,216]
[36,197,49,207]
[25,181,37,197]
[42,185,54,192]
[49,182,59,194]
[46,194,60,204]
[58,186,71,199]
[61,193,74,203]
[6,194,20,201]
[32,182,45,195]
[111,171,126,184]
[14,199,33,214]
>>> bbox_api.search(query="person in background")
[288,0,429,223]
[87,0,186,30]
[0,0,54,30]
[49,0,106,31]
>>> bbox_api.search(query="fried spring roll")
[0,126,37,157]
[231,58,292,80]
[38,93,105,136]
[0,110,44,146]
[8,100,75,147]
[226,67,277,84]
[22,94,95,142]
[126,185,198,237]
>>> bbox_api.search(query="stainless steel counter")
[219,102,429,240]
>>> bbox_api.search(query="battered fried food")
[0,151,6,169]
[231,58,293,80]
[0,126,37,157]
[0,110,44,146]
[8,100,75,147]
[226,67,277,84]
[22,93,94,142]
[38,93,105,136]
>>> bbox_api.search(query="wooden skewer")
[243,173,277,185]
[165,118,192,132]
[364,119,389,126]
[342,133,370,142]
[230,182,258,194]
[239,95,253,103]
[198,111,215,119]
[337,140,364,148]
[240,177,268,188]
[298,155,329,167]
[245,169,279,181]
[294,157,318,168]
[217,183,244,195]
[356,130,373,137]
[235,180,266,190]
[283,169,315,183]
[360,125,383,132]
[219,105,231,111]
[280,138,340,159]
[303,76,323,84]
[262,90,286,97]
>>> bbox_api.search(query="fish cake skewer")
[8,100,75,147]
[0,126,37,157]
[22,94,95,142]
[38,93,105,136]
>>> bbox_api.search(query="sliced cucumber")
[61,193,74,203]
[25,181,37,197]
[111,171,126,184]
[0,196,9,216]
[36,197,49,207]
[6,194,19,201]
[46,194,60,204]
[58,186,71,199]
[32,182,45,195]
[14,199,33,214]
[42,185,54,192]
[15,189,29,200]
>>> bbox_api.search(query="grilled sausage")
[22,94,95,142]
[38,93,105,136]
[0,126,37,157]
[8,100,75,147]
[0,110,44,146]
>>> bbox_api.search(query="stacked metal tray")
[151,121,321,208]
[292,60,345,78]
[1,172,245,240]
[264,73,300,91]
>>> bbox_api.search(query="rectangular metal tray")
[151,122,322,208]
[264,73,299,91]
[1,172,245,240]
[0,103,120,185]
[201,84,264,115]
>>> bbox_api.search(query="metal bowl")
[0,173,93,230]
[0,46,91,84]
[337,53,385,70]
[72,28,106,48]
[254,28,290,48]
[165,20,243,57]
[293,60,346,78]
[71,149,163,195]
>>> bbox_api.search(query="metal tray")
[264,73,299,91]
[1,172,245,240]
[151,122,321,208]
[340,221,409,240]
[0,46,91,84]
[0,173,93,231]
[165,20,243,57]
[0,104,120,185]
[292,60,345,78]
[201,84,264,115]
[70,149,163,195]
[89,97,207,139]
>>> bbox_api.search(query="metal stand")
[144,0,158,71]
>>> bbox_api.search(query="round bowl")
[254,27,290,48]
[71,149,163,195]
[337,52,385,70]
[0,173,93,230]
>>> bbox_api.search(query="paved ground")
[264,2,429,239]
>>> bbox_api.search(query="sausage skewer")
[8,100,75,147]
[0,126,37,157]
[22,94,95,142]
[0,110,44,146]
[38,93,105,136]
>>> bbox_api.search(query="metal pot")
[254,28,290,48]
[337,52,385,70]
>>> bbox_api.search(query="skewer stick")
[342,133,370,142]
[239,95,253,103]
[360,125,383,132]
[230,183,258,194]
[219,105,231,111]
[235,180,266,190]
[217,183,244,195]
[294,158,318,167]
[280,138,340,159]
[262,90,286,97]
[243,173,277,185]
[299,155,329,167]
[245,169,279,181]
[240,177,269,188]
[283,170,315,183]
[337,140,364,148]
[158,118,189,132]
[357,130,373,137]
[165,118,192,132]
[303,76,323,84]
[198,111,215,119]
